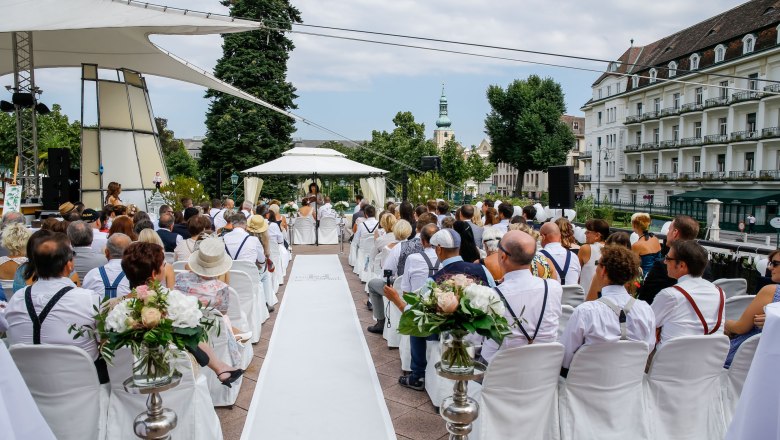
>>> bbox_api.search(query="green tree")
[200,0,301,199]
[466,149,495,186]
[0,104,81,172]
[439,138,468,193]
[154,118,198,179]
[408,172,446,206]
[484,75,575,196]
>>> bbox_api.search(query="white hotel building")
[581,0,780,232]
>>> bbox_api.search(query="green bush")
[159,176,210,212]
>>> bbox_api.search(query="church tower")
[433,84,454,149]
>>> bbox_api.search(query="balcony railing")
[678,172,702,180]
[642,142,660,151]
[762,127,780,139]
[641,111,659,121]
[579,175,591,182]
[731,90,762,102]
[680,102,704,113]
[764,83,780,94]
[623,174,640,181]
[759,170,780,179]
[625,115,642,124]
[680,137,703,146]
[658,173,678,180]
[705,96,729,108]
[625,143,642,152]
[580,151,592,158]
[660,107,680,117]
[703,171,727,180]
[703,134,728,144]
[642,173,658,180]
[729,170,757,179]
[659,140,678,149]
[730,130,759,142]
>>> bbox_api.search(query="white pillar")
[706,199,723,242]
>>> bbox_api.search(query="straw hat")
[247,215,268,234]
[188,237,232,278]
[59,202,75,216]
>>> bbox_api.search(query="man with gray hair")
[156,213,183,252]
[82,233,132,299]
[224,213,266,268]
[0,211,25,257]
[241,201,254,219]
[67,220,108,283]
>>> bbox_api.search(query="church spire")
[436,83,452,128]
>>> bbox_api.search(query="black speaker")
[41,176,69,210]
[421,156,441,171]
[68,168,81,204]
[48,148,70,178]
[548,166,575,209]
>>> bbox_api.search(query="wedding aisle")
[241,254,396,440]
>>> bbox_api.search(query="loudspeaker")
[48,148,70,178]
[68,168,81,204]
[548,166,575,209]
[421,156,441,171]
[41,176,69,210]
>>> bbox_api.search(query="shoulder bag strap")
[673,285,721,335]
[25,286,75,344]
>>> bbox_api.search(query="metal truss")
[11,32,40,198]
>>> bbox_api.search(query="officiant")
[305,182,324,206]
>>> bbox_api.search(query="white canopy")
[0,0,299,120]
[242,147,388,176]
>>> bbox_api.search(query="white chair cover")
[424,340,455,407]
[384,278,404,349]
[5,344,82,440]
[1,278,15,300]
[646,335,729,440]
[292,216,316,245]
[172,261,187,271]
[164,252,175,264]
[722,333,761,423]
[348,231,359,266]
[725,295,755,321]
[559,341,651,440]
[105,348,222,440]
[268,241,283,290]
[714,278,748,298]
[229,269,264,344]
[561,285,585,308]
[232,260,276,308]
[357,235,376,282]
[469,343,564,440]
[227,287,254,369]
[202,312,242,406]
[318,216,339,244]
[726,303,780,440]
[557,304,575,341]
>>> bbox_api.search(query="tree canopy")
[439,137,468,193]
[466,149,495,185]
[0,104,81,173]
[484,75,574,196]
[155,118,199,180]
[199,0,301,200]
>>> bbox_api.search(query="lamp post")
[230,172,239,199]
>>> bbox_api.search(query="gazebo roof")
[242,147,387,175]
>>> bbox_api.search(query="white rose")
[166,290,203,328]
[488,291,506,316]
[105,299,133,332]
[464,284,493,313]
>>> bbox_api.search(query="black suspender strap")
[364,221,379,234]
[225,235,251,260]
[539,249,571,284]
[24,285,75,344]
[494,280,548,344]
[418,251,440,276]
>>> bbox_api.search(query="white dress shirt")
[400,247,438,293]
[223,227,265,264]
[541,242,581,286]
[560,285,655,368]
[652,274,725,348]
[318,203,334,219]
[493,219,510,234]
[82,259,131,300]
[482,269,562,364]
[5,278,101,359]
[91,229,108,253]
[267,222,284,244]
[242,209,252,219]
[353,218,379,243]
[211,208,228,230]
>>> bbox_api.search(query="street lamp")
[230,172,239,198]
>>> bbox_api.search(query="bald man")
[539,223,581,285]
[82,233,133,300]
[481,230,562,364]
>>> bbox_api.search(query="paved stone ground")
[216,244,449,440]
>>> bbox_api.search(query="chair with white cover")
[105,348,222,440]
[384,277,404,349]
[469,343,565,440]
[356,235,375,282]
[557,304,575,341]
[9,344,108,440]
[645,335,729,440]
[229,269,265,344]
[164,252,175,264]
[202,311,243,406]
[348,231,359,267]
[723,333,761,423]
[725,295,755,321]
[714,278,748,298]
[0,343,57,440]
[318,216,339,244]
[268,241,283,290]
[292,216,316,245]
[232,259,276,309]
[227,287,254,369]
[561,285,585,308]
[172,260,188,271]
[559,341,651,440]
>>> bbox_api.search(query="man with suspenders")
[560,245,655,371]
[481,230,563,365]
[652,240,725,348]
[538,222,581,285]
[82,233,132,301]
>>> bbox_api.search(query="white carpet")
[241,254,395,440]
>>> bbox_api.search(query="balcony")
[680,102,704,113]
[762,127,780,139]
[679,172,702,180]
[763,83,780,94]
[580,151,592,159]
[660,107,680,117]
[702,171,727,180]
[642,173,658,180]
[625,143,642,152]
[641,142,660,151]
[680,137,703,146]
[731,90,762,103]
[625,115,642,124]
[622,174,641,181]
[759,170,780,179]
[729,170,757,180]
[658,173,679,181]
[579,175,591,182]
[705,96,729,108]
[641,111,659,121]
[703,134,728,144]
[659,140,678,149]
[730,130,759,142]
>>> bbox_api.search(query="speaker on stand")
[548,166,575,210]
[41,148,72,210]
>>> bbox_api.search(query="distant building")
[433,85,455,149]
[181,136,204,160]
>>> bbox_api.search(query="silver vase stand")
[122,372,182,440]
[435,361,487,440]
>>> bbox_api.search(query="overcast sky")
[10,0,747,149]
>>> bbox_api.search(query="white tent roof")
[0,0,300,120]
[242,147,387,175]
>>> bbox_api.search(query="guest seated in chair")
[0,223,30,300]
[560,245,655,373]
[82,233,132,300]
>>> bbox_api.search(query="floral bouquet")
[333,201,350,215]
[283,201,299,216]
[397,274,511,373]
[71,281,216,386]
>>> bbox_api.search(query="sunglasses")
[770,260,780,268]
[498,240,512,257]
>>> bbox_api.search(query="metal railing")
[658,173,678,180]
[764,83,780,93]
[730,130,759,142]
[625,143,642,152]
[705,96,729,108]
[680,102,704,113]
[760,170,780,179]
[703,134,728,144]
[729,170,757,179]
[580,151,592,158]
[625,115,642,124]
[660,107,680,117]
[641,173,658,180]
[622,174,640,181]
[680,136,703,146]
[703,171,727,179]
[762,126,780,138]
[579,175,591,182]
[731,90,762,102]
[641,142,660,151]
[659,140,678,149]
[641,111,659,121]
[678,172,702,180]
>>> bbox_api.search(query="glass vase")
[440,330,476,374]
[132,344,173,387]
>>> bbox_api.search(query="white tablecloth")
[241,255,395,440]
[726,302,780,439]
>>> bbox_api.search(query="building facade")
[580,0,780,231]
[433,85,455,149]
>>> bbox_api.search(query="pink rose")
[437,292,459,314]
[135,285,150,300]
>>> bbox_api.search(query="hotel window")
[690,53,700,70]
[607,85,612,96]
[743,34,756,54]
[694,121,702,138]
[652,159,659,174]
[668,61,677,77]
[666,190,674,203]
[653,128,660,143]
[745,152,755,171]
[573,121,579,130]
[654,98,661,113]
[693,156,701,173]
[717,154,726,172]
[636,131,642,144]
[598,88,603,99]
[719,81,729,99]
[632,75,639,88]
[747,113,757,132]
[715,44,726,63]
[748,73,759,91]
[695,87,703,105]
[673,93,680,109]
[672,125,679,141]
[719,117,728,135]
[635,160,641,174]
[672,157,679,173]
[636,102,643,116]
[630,190,637,203]
[649,68,657,83]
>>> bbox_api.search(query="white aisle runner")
[241,255,396,440]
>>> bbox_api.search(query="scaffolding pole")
[11,31,40,199]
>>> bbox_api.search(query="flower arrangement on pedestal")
[71,281,216,386]
[282,201,299,217]
[397,274,512,373]
[333,201,350,215]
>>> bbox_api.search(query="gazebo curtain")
[244,177,263,205]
